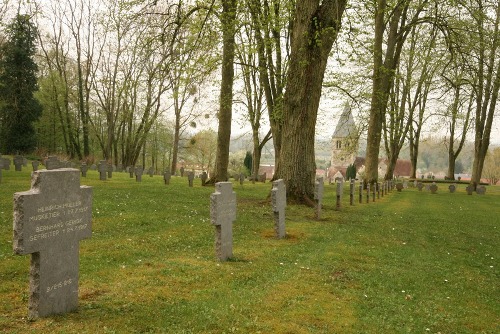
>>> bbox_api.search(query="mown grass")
[0,163,498,333]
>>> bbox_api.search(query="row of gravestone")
[395,180,488,195]
[11,169,285,319]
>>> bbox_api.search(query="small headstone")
[349,179,355,206]
[336,180,343,210]
[315,177,324,218]
[272,179,286,238]
[14,155,24,171]
[259,173,266,183]
[448,184,456,193]
[135,166,143,182]
[476,185,486,195]
[13,169,92,319]
[359,182,363,204]
[148,167,154,177]
[163,170,171,185]
[129,166,134,178]
[201,172,208,186]
[417,182,424,191]
[396,183,404,192]
[188,172,194,187]
[90,164,97,171]
[45,156,62,170]
[366,183,370,204]
[430,184,438,194]
[425,184,431,191]
[32,161,40,172]
[180,166,185,177]
[1,156,11,170]
[23,157,28,167]
[239,173,245,185]
[80,163,88,177]
[98,160,107,181]
[210,182,236,261]
[466,185,474,195]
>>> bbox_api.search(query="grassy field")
[0,163,498,333]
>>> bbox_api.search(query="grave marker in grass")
[98,161,107,181]
[272,179,286,238]
[210,182,236,261]
[13,169,92,319]
[314,177,324,218]
[163,170,171,185]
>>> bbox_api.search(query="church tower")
[330,105,358,170]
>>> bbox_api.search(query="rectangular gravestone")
[476,185,486,195]
[448,184,456,193]
[13,169,92,319]
[98,161,107,181]
[210,182,236,261]
[315,177,324,219]
[128,166,134,178]
[2,156,11,170]
[45,156,62,170]
[163,170,171,185]
[32,161,40,172]
[366,183,370,204]
[272,179,286,238]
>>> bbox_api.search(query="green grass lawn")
[0,164,498,333]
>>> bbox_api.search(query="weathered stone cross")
[13,169,92,319]
[210,182,236,260]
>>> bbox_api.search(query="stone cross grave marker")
[32,161,40,172]
[239,173,245,185]
[272,179,286,238]
[366,183,370,204]
[448,184,456,193]
[13,169,92,319]
[336,180,343,210]
[349,179,355,205]
[210,182,236,261]
[201,172,208,186]
[396,183,404,192]
[372,182,376,202]
[425,184,431,191]
[80,163,88,177]
[476,185,486,195]
[417,182,424,191]
[98,160,107,181]
[14,155,24,171]
[466,185,474,195]
[135,166,143,182]
[359,182,363,204]
[163,170,171,185]
[107,163,113,178]
[128,166,134,178]
[188,171,194,187]
[315,177,324,218]
[430,183,438,194]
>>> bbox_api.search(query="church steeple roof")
[333,105,356,138]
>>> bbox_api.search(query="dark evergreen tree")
[243,151,252,174]
[0,14,42,154]
[346,164,357,180]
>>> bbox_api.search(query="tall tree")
[209,0,238,183]
[274,0,347,203]
[0,14,42,154]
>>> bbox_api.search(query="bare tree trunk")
[209,0,237,184]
